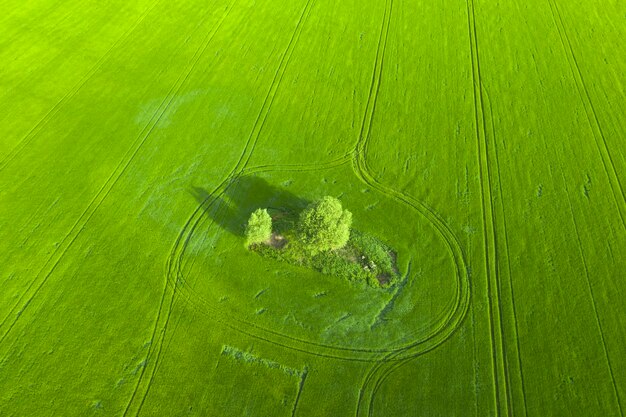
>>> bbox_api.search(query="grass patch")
[221,345,305,378]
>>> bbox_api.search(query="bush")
[349,231,395,276]
[245,208,272,246]
[297,196,352,254]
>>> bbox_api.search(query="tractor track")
[546,0,626,230]
[122,0,319,413]
[465,0,512,415]
[560,171,624,417]
[351,0,471,412]
[165,160,467,359]
[481,81,528,417]
[0,0,231,350]
[540,6,625,407]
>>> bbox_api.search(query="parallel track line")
[560,173,624,416]
[546,0,626,230]
[465,0,510,414]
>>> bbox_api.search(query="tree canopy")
[297,196,352,254]
[245,208,272,246]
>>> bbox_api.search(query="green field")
[1,0,625,415]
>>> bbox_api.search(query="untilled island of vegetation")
[244,196,401,288]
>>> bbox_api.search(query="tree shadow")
[190,176,309,237]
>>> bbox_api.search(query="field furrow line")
[482,82,529,417]
[351,0,473,411]
[465,0,511,415]
[164,161,469,362]
[240,153,353,174]
[123,1,320,409]
[123,181,239,416]
[355,351,402,417]
[353,0,392,160]
[560,176,624,416]
[120,4,243,415]
[0,0,231,348]
[546,0,626,230]
[291,367,308,417]
[0,0,165,172]
[120,268,176,416]
[356,285,472,417]
[366,356,417,417]
[123,288,177,416]
[233,0,316,174]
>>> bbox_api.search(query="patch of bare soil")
[376,274,391,286]
[269,233,287,249]
[389,250,400,275]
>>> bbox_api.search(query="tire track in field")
[239,152,353,174]
[123,176,242,417]
[123,1,318,413]
[118,0,244,412]
[291,367,308,417]
[156,122,467,360]
[229,0,316,175]
[559,171,624,417]
[545,0,626,230]
[166,174,386,361]
[178,154,353,287]
[0,0,230,348]
[168,0,318,336]
[132,0,467,411]
[0,0,165,172]
[166,0,318,352]
[350,0,472,412]
[355,251,469,416]
[351,182,470,415]
[481,82,528,417]
[542,3,625,410]
[352,0,393,159]
[465,0,511,415]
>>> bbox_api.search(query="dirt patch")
[269,233,287,249]
[377,274,391,286]
[389,250,400,275]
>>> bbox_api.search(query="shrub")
[245,208,272,246]
[298,196,352,254]
[349,231,394,276]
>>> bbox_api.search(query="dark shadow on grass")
[190,176,309,237]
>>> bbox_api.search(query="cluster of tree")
[245,196,352,254]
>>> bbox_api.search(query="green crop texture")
[1,0,625,415]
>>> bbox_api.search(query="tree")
[298,196,352,254]
[245,208,272,246]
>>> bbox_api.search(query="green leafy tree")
[245,208,272,246]
[298,196,352,254]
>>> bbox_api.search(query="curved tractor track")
[125,0,471,414]
[123,0,318,414]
